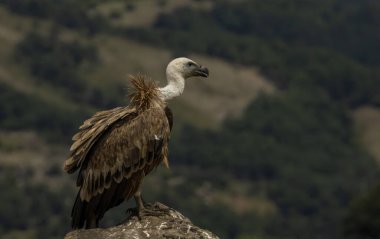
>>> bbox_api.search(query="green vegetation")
[170,87,378,238]
[127,0,380,107]
[0,82,87,142]
[0,0,379,239]
[15,30,98,99]
[0,0,107,33]
[0,167,73,239]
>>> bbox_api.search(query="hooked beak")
[193,65,209,78]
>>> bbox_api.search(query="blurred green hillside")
[0,0,380,239]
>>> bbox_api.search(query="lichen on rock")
[64,202,220,239]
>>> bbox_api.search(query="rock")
[64,202,220,239]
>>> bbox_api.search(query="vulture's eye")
[187,62,195,67]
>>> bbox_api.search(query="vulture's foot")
[126,202,171,220]
[145,202,172,216]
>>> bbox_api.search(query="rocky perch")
[64,202,220,239]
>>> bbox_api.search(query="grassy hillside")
[96,0,214,28]
[0,4,273,131]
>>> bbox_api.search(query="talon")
[126,203,171,219]
[126,192,172,221]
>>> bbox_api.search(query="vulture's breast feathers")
[63,75,170,201]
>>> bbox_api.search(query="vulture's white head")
[159,57,209,101]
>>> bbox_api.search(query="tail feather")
[71,178,140,229]
[71,191,86,229]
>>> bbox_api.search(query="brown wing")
[77,107,170,202]
[64,107,136,174]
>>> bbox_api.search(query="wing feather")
[76,107,170,202]
[64,107,136,174]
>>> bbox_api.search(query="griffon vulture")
[63,57,209,229]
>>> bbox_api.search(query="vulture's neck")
[159,71,185,101]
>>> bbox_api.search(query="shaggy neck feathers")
[129,75,164,110]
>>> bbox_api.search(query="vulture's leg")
[134,173,149,211]
[134,192,152,208]
[127,183,170,219]
[131,191,170,219]
[132,189,159,219]
[134,190,145,213]
[126,173,171,219]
